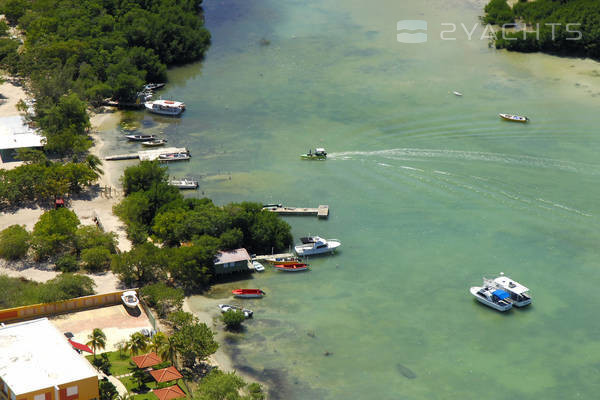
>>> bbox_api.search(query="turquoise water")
[105,0,600,398]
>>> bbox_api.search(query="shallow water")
[103,0,600,398]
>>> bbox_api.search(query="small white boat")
[159,152,190,161]
[218,304,253,318]
[294,236,341,256]
[169,179,198,189]
[121,290,139,308]
[492,273,531,307]
[145,99,186,116]
[452,91,463,96]
[252,261,265,272]
[141,139,167,147]
[499,113,528,123]
[125,134,156,142]
[470,284,512,312]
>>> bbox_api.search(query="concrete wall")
[14,377,99,400]
[0,290,135,323]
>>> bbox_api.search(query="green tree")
[195,370,247,400]
[55,254,79,272]
[121,161,169,195]
[172,320,218,368]
[81,247,112,272]
[149,331,168,354]
[99,379,118,400]
[127,332,149,356]
[38,273,95,302]
[110,243,167,286]
[139,282,184,318]
[75,225,117,253]
[1,0,28,25]
[0,225,30,260]
[221,309,246,331]
[87,328,107,359]
[158,335,178,367]
[31,208,80,261]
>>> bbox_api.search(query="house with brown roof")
[213,248,251,274]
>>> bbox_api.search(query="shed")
[213,248,251,274]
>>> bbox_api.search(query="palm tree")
[86,328,107,359]
[85,154,104,176]
[158,336,178,367]
[128,332,149,356]
[149,331,167,353]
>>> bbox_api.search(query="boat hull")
[274,264,309,272]
[121,296,139,309]
[470,287,512,312]
[232,289,265,298]
[300,155,326,160]
[499,113,528,123]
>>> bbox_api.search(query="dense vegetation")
[0,273,95,308]
[0,0,211,208]
[0,208,118,270]
[485,0,600,59]
[112,161,292,289]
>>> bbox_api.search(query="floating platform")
[105,147,189,162]
[263,205,329,219]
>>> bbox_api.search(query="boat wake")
[328,148,600,175]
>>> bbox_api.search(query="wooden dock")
[264,205,329,219]
[105,147,189,162]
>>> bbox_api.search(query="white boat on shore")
[294,236,341,256]
[470,284,512,312]
[169,179,198,189]
[121,290,139,309]
[492,273,531,307]
[145,99,186,116]
[218,304,253,318]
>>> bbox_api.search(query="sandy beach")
[0,78,27,118]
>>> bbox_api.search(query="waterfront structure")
[214,248,251,274]
[0,318,99,400]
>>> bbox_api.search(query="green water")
[105,0,600,398]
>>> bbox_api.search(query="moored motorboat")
[453,91,463,96]
[121,290,139,308]
[159,152,190,161]
[144,83,166,91]
[232,289,266,298]
[469,284,512,312]
[252,261,265,272]
[294,236,341,256]
[218,304,253,318]
[141,139,167,147]
[125,134,156,142]
[301,148,327,160]
[274,263,309,272]
[145,99,186,116]
[264,256,301,265]
[492,273,531,307]
[499,113,528,123]
[168,179,199,189]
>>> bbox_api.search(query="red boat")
[274,263,309,272]
[232,289,266,298]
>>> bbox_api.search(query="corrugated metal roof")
[215,248,250,265]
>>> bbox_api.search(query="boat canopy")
[494,276,529,294]
[492,289,510,300]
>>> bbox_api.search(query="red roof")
[68,339,93,353]
[152,385,186,400]
[149,366,183,383]
[131,352,163,368]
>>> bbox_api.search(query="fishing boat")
[301,148,327,160]
[168,179,198,189]
[125,134,156,142]
[492,273,531,307]
[232,289,266,298]
[145,99,186,116]
[218,304,253,318]
[141,139,167,147]
[274,263,309,272]
[499,113,528,123]
[264,256,301,265]
[159,152,190,161]
[121,290,139,308]
[252,261,265,272]
[469,283,512,312]
[452,91,463,96]
[294,236,341,256]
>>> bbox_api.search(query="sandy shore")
[0,78,27,118]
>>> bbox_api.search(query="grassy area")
[86,351,135,376]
